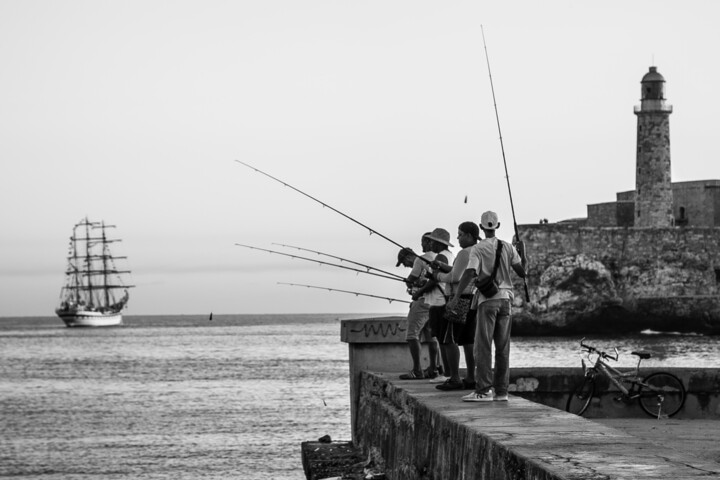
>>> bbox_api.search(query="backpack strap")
[489,241,503,282]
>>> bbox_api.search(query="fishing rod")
[272,243,405,280]
[278,282,410,304]
[235,243,405,282]
[235,160,431,264]
[481,25,530,302]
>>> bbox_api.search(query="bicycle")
[565,338,686,418]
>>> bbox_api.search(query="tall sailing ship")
[56,217,135,327]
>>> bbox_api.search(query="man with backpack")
[447,211,527,402]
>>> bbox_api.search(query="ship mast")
[102,221,110,309]
[84,218,93,308]
[72,223,81,305]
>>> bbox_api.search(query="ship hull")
[57,310,123,327]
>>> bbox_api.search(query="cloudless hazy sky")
[1,1,719,317]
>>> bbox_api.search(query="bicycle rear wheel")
[566,375,595,416]
[638,372,686,418]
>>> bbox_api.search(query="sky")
[1,1,719,317]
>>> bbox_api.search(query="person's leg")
[438,314,461,383]
[458,304,477,386]
[401,300,426,378]
[428,337,439,373]
[462,344,475,384]
[492,299,512,397]
[425,306,451,377]
[416,301,435,374]
[473,303,497,394]
[408,338,423,373]
[445,343,461,382]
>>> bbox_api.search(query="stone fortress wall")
[514,223,720,334]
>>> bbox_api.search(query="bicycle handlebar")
[579,338,619,361]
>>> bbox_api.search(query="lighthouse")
[634,66,674,227]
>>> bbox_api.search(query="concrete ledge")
[509,367,720,418]
[355,371,720,479]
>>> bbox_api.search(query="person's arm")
[436,250,468,284]
[430,259,452,274]
[412,278,435,300]
[412,253,447,300]
[510,240,528,277]
[446,269,475,309]
[404,256,424,289]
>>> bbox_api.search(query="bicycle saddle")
[631,351,652,359]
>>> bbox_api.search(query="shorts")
[405,300,431,340]
[436,295,477,345]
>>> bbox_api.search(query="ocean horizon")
[0,312,396,326]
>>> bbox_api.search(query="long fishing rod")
[481,25,530,302]
[235,160,431,264]
[235,243,405,282]
[278,282,410,304]
[272,243,405,280]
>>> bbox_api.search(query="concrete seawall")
[356,371,720,479]
[326,317,720,479]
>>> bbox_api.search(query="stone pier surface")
[357,372,720,479]
[331,317,720,479]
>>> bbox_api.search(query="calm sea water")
[2,314,719,480]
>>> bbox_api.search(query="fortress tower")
[634,66,674,227]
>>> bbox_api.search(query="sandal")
[399,370,425,380]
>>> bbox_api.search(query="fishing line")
[481,25,530,301]
[278,282,410,304]
[272,243,405,280]
[236,243,405,282]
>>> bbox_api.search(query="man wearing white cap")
[447,211,527,402]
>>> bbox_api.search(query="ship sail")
[56,217,135,327]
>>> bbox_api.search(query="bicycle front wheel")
[566,375,595,416]
[638,372,686,418]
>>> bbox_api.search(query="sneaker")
[494,394,509,402]
[399,370,425,380]
[461,390,494,402]
[436,379,464,391]
[428,375,450,384]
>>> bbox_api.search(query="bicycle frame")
[587,356,645,399]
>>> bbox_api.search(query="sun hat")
[480,211,499,230]
[425,228,454,247]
